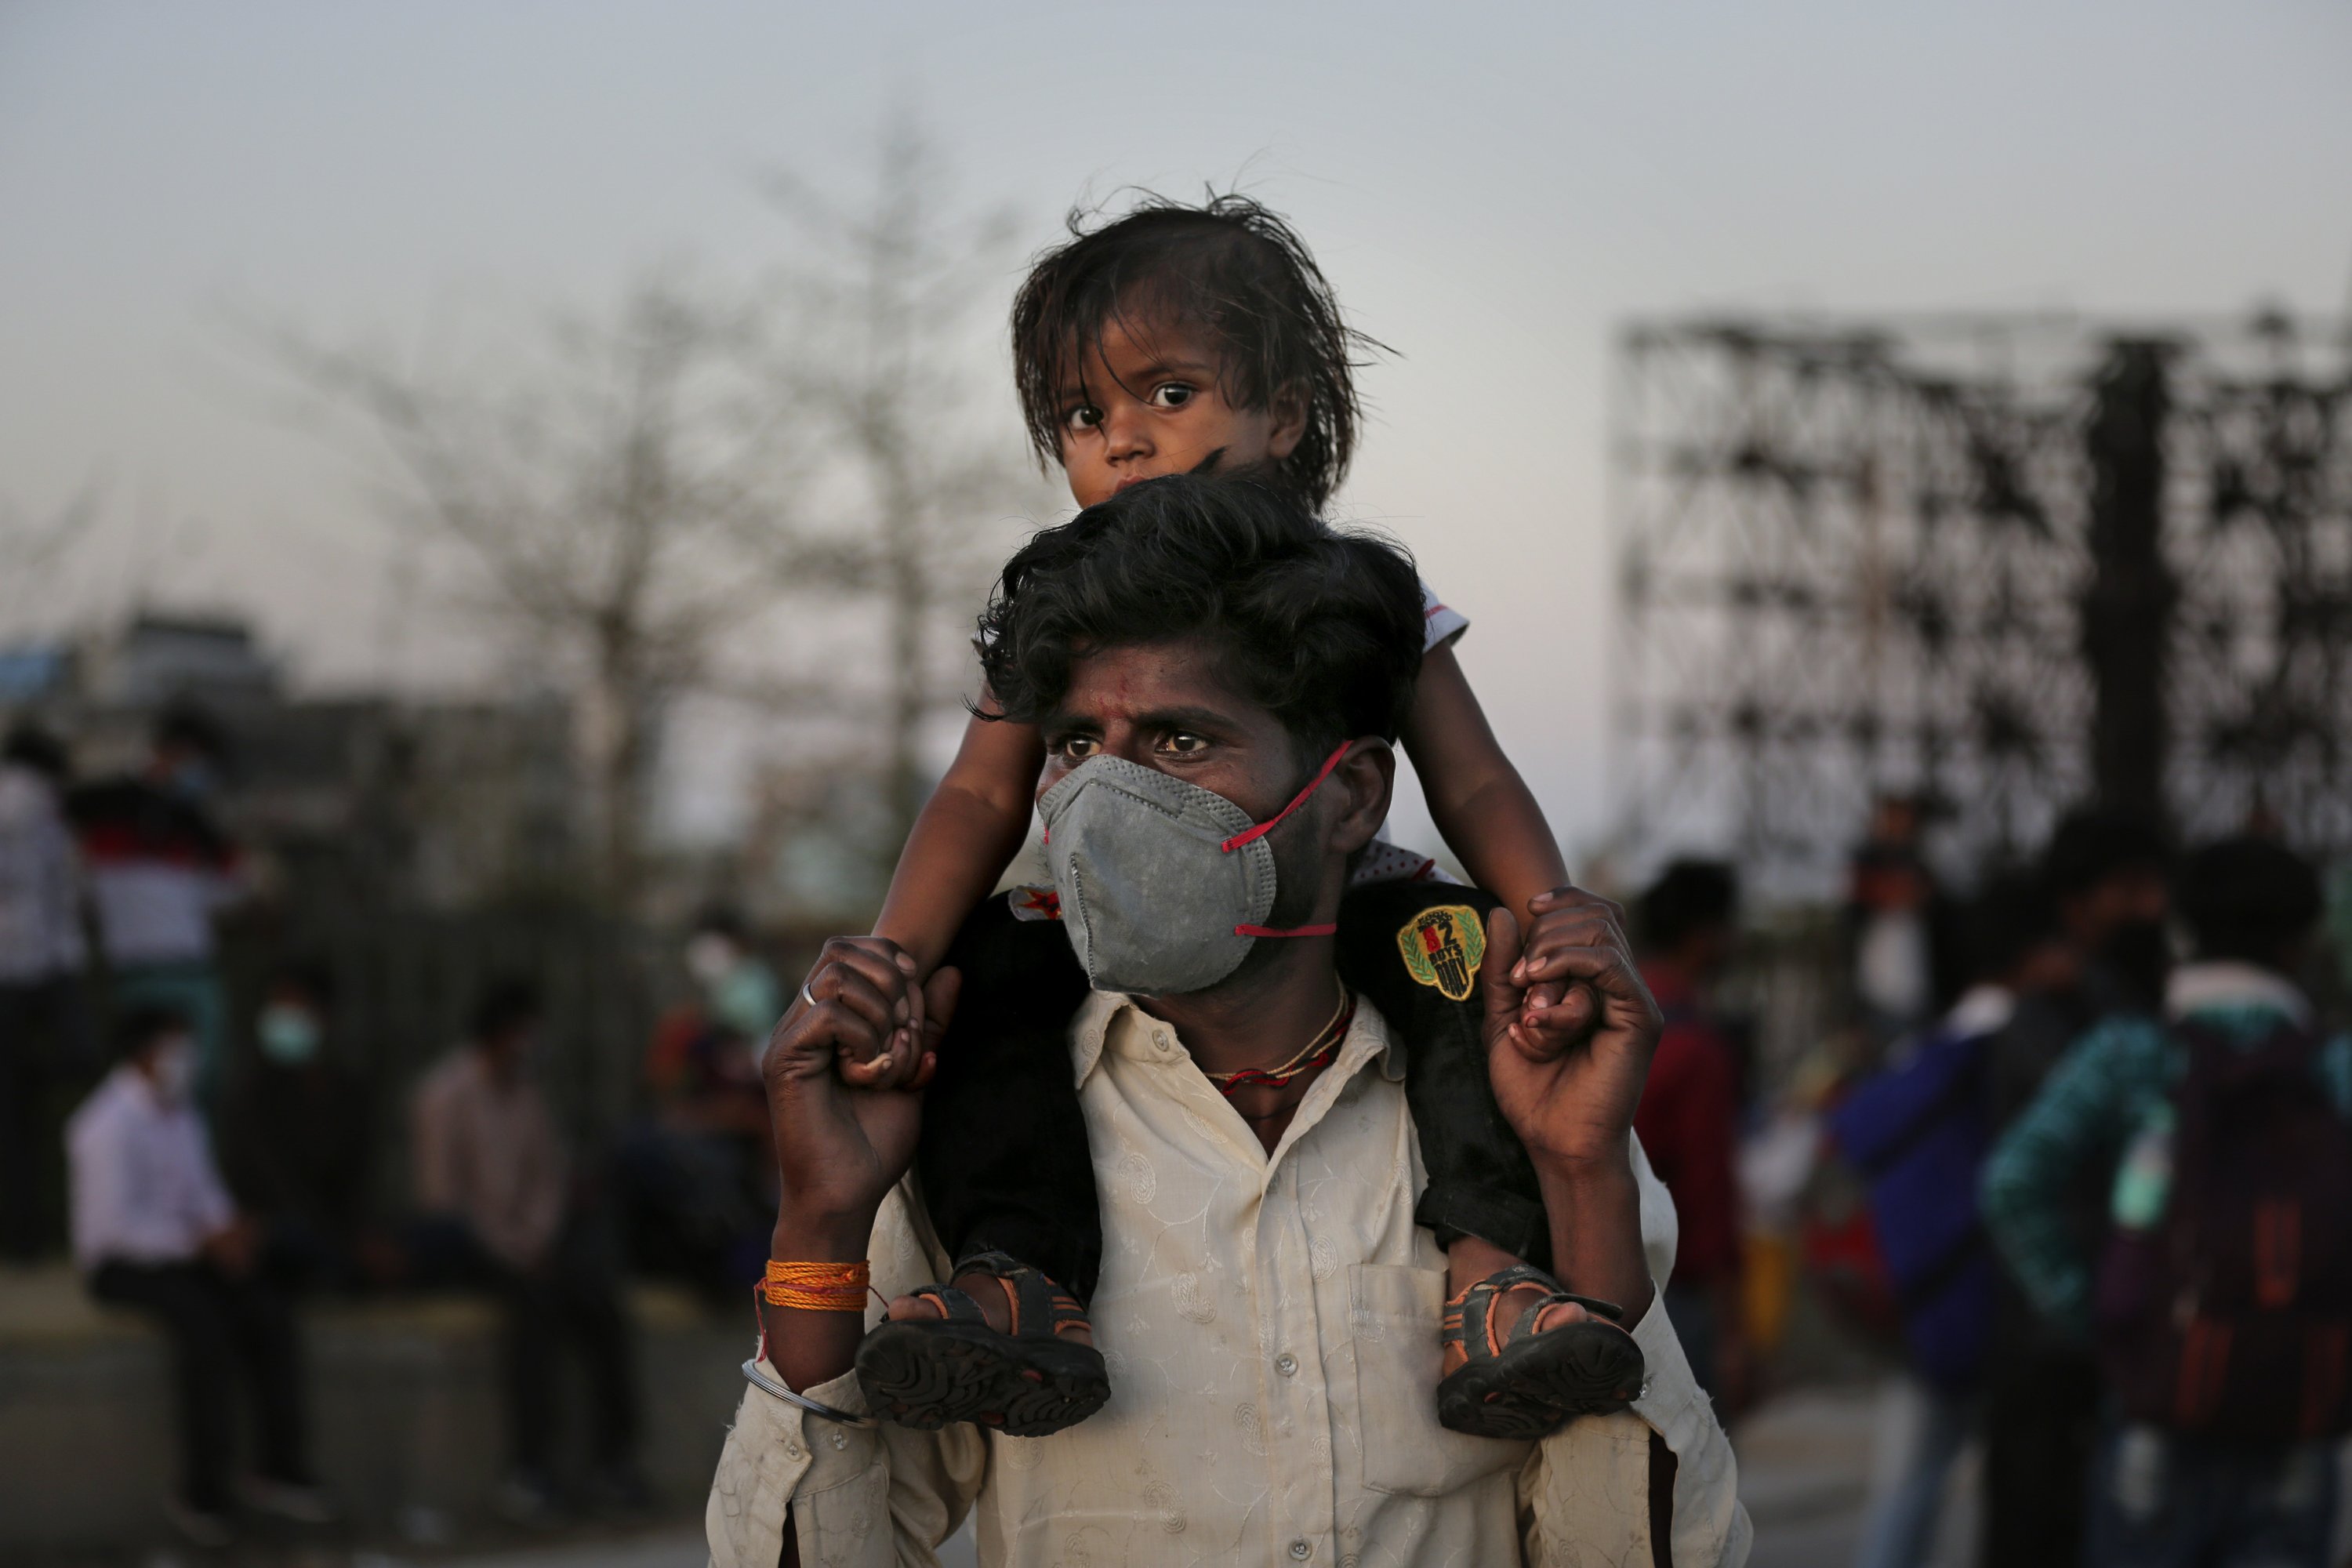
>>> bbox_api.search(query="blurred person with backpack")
[1979,808,2173,1567]
[1983,836,2351,1568]
[1829,873,2078,1568]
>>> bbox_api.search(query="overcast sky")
[3,1,2347,858]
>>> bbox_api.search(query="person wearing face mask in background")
[1978,808,2172,1568]
[411,977,648,1523]
[67,1004,332,1548]
[618,907,779,1301]
[218,960,396,1294]
[65,706,249,1110]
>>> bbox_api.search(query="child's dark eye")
[1065,405,1102,432]
[1149,383,1195,411]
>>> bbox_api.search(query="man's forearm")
[1534,1149,1655,1326]
[760,1207,877,1392]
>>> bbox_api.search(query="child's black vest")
[916,881,1541,1305]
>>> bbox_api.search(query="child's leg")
[859,895,1111,1435]
[1336,881,1645,1438]
[1337,883,1546,1268]
[913,896,1101,1300]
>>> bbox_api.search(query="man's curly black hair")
[977,474,1425,753]
[1011,193,1385,511]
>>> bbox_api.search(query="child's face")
[1054,311,1306,509]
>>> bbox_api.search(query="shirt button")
[1275,1352,1298,1377]
[1289,1541,1313,1560]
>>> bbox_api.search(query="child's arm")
[1398,643,1570,918]
[871,706,1046,978]
[1400,644,1601,1035]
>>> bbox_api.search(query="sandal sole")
[855,1319,1111,1437]
[1436,1319,1646,1440]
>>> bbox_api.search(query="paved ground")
[111,1380,1959,1568]
[1738,1380,1977,1568]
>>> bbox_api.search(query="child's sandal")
[1436,1264,1646,1439]
[854,1250,1111,1436]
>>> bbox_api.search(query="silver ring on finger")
[800,978,821,1011]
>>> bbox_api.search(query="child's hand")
[789,937,933,1090]
[1509,887,1608,1047]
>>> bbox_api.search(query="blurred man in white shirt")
[67,1004,328,1545]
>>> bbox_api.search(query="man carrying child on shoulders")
[706,475,1747,1567]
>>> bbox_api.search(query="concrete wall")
[0,1269,750,1553]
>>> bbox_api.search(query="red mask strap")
[1235,920,1338,938]
[1220,740,1353,855]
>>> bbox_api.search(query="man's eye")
[1158,732,1209,757]
[1149,383,1195,410]
[1065,405,1102,431]
[1057,735,1099,760]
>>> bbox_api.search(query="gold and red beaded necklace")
[1203,979,1357,1098]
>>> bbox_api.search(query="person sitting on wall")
[410,978,649,1523]
[68,1003,334,1547]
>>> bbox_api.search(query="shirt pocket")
[798,1457,891,1566]
[1345,1264,1531,1497]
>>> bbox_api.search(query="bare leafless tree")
[757,118,1046,860]
[0,485,100,642]
[263,120,1037,914]
[266,277,802,907]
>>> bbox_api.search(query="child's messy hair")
[1011,192,1385,511]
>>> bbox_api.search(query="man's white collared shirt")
[708,992,1748,1567]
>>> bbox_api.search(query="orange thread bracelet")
[762,1259,871,1312]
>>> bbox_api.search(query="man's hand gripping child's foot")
[1434,890,1647,1440]
[791,940,1112,1437]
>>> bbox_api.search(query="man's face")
[1036,637,1387,923]
[1053,311,1305,510]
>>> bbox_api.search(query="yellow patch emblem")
[1396,904,1487,1002]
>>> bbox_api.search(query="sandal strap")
[906,1283,991,1327]
[949,1250,1092,1344]
[1443,1265,1628,1367]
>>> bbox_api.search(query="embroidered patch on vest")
[1396,904,1486,1001]
[1008,884,1064,922]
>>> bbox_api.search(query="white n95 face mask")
[1038,742,1351,996]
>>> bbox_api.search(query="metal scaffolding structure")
[1613,311,2352,895]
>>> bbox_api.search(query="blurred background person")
[217,958,398,1294]
[1846,793,1965,1051]
[67,1002,330,1547]
[410,977,647,1523]
[1831,871,2077,1568]
[1978,807,2172,1568]
[65,706,247,1109]
[1634,856,1749,1413]
[619,906,778,1301]
[0,721,92,1262]
[1984,836,2350,1568]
